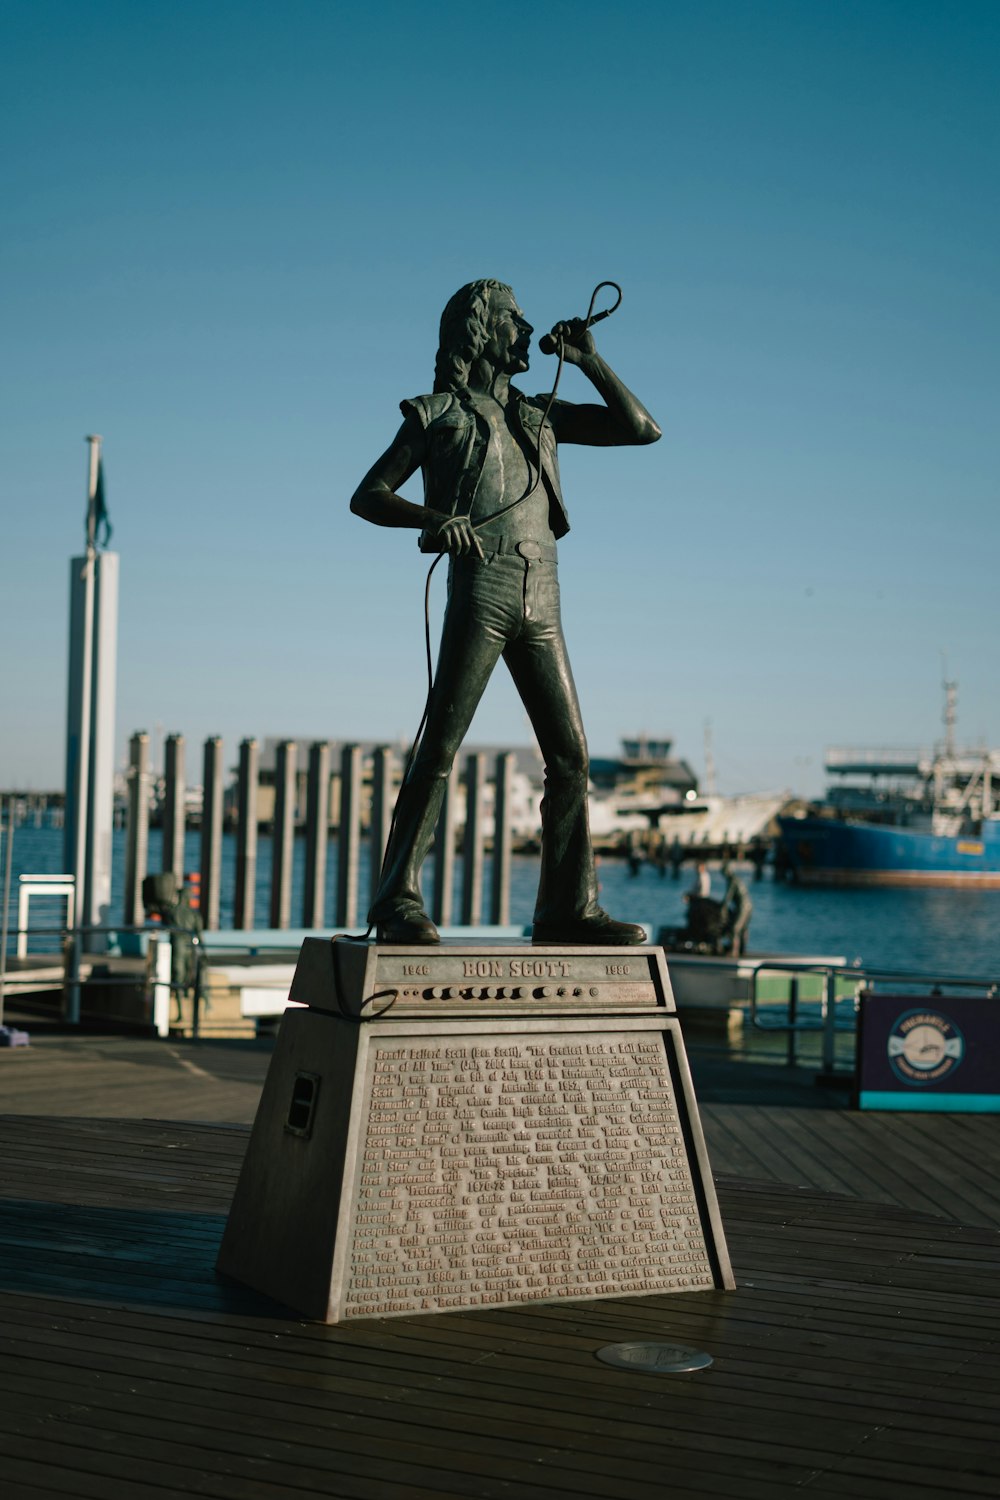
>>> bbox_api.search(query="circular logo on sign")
[887,1008,964,1086]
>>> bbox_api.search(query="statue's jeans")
[370,554,600,926]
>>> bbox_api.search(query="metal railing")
[748,960,1000,1076]
[826,745,929,767]
[16,875,75,957]
[2,921,196,1038]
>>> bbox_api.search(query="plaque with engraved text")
[342,1032,715,1319]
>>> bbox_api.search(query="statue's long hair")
[433,279,511,394]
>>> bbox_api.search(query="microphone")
[539,306,616,356]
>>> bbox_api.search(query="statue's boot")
[376,906,440,945]
[531,909,646,946]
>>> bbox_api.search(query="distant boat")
[779,686,1000,888]
[587,736,786,847]
[654,791,789,849]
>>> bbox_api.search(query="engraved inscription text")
[343,1033,714,1318]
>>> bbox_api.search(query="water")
[4,822,1000,979]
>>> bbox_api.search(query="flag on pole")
[92,457,112,548]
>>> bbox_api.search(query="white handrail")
[16,874,75,959]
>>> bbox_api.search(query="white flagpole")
[69,437,101,938]
[78,434,104,931]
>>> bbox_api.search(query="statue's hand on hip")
[429,512,484,559]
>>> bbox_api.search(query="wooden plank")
[0,1382,828,1500]
[0,1382,850,1494]
[0,1282,993,1424]
[1,1456,192,1500]
[701,1098,1000,1229]
[2,1114,1000,1499]
[842,1109,1000,1227]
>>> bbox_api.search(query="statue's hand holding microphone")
[539,317,596,362]
[538,280,623,361]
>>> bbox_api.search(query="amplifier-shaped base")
[217,941,733,1322]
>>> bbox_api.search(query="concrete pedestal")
[217,941,733,1322]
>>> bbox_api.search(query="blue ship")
[778,812,1000,888]
[779,688,1000,888]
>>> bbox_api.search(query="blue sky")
[2,0,997,795]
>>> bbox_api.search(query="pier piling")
[336,744,362,928]
[303,741,330,929]
[491,751,514,925]
[461,752,485,926]
[234,739,259,930]
[369,746,394,906]
[431,765,459,927]
[270,741,297,930]
[123,732,150,928]
[162,734,186,886]
[200,737,224,930]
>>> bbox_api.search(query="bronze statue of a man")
[351,279,661,945]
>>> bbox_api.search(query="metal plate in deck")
[595,1341,714,1373]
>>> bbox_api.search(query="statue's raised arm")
[540,319,662,448]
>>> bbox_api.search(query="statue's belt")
[470,537,558,563]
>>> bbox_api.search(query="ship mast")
[703,719,716,796]
[936,672,960,825]
[942,675,957,760]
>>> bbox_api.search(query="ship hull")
[778,816,1000,889]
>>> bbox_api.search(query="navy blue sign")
[855,994,1000,1112]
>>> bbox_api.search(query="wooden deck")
[1,1025,999,1499]
[0,1115,998,1499]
